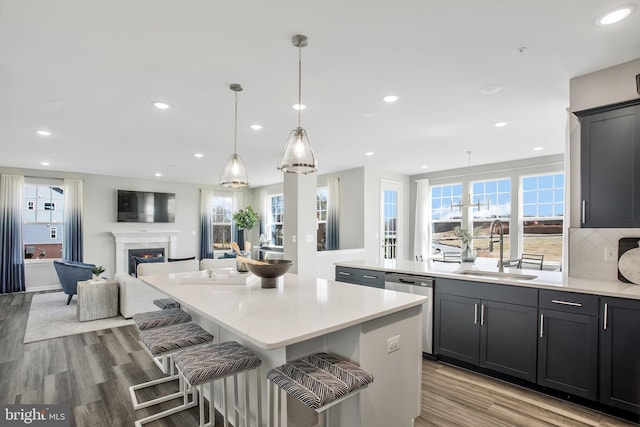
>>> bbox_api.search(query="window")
[431,183,462,254]
[267,194,284,246]
[23,182,64,259]
[211,195,233,250]
[317,188,327,251]
[383,189,398,259]
[471,178,511,258]
[521,173,564,263]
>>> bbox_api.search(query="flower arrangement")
[233,206,259,230]
[453,227,474,245]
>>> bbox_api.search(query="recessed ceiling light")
[515,46,528,55]
[383,95,398,103]
[365,152,375,156]
[534,146,544,151]
[494,122,508,127]
[152,101,170,110]
[250,124,262,130]
[40,161,50,166]
[480,85,503,95]
[155,172,162,177]
[292,103,306,110]
[36,130,51,136]
[194,153,204,158]
[596,6,635,25]
[421,165,429,169]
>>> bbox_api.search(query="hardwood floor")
[1,292,638,427]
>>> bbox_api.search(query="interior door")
[380,181,402,261]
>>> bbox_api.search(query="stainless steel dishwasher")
[384,273,434,355]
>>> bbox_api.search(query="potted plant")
[91,265,105,281]
[454,227,476,263]
[233,206,259,251]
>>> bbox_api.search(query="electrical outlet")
[604,246,616,261]
[387,335,400,354]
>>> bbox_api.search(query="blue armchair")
[53,260,96,305]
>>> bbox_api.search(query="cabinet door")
[434,292,480,365]
[580,106,639,227]
[480,300,537,382]
[600,297,640,414]
[538,309,597,400]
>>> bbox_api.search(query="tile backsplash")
[569,228,640,282]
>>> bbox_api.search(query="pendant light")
[451,151,489,211]
[219,83,249,187]
[277,34,318,174]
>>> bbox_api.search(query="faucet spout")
[489,219,505,273]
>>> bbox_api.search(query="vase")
[461,245,477,264]
[237,229,245,251]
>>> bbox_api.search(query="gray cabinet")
[537,290,598,400]
[600,296,640,414]
[335,266,384,289]
[579,102,640,227]
[434,278,538,382]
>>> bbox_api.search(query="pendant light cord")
[234,89,239,154]
[298,46,303,129]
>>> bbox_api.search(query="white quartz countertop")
[335,258,640,300]
[139,272,427,350]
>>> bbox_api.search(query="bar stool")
[172,341,263,427]
[132,307,191,332]
[153,297,180,309]
[130,322,213,413]
[267,352,374,427]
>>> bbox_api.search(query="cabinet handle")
[582,200,586,224]
[480,304,485,326]
[363,275,378,279]
[338,271,351,276]
[540,314,544,338]
[551,299,582,307]
[603,303,608,330]
[474,304,478,325]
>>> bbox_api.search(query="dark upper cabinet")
[600,296,640,414]
[434,278,538,382]
[537,290,598,400]
[334,266,384,288]
[579,102,640,227]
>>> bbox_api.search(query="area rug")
[23,292,134,343]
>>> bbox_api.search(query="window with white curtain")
[211,195,233,250]
[266,193,284,247]
[23,179,64,259]
[431,183,462,255]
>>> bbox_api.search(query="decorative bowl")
[246,259,293,288]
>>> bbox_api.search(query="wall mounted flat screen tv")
[117,190,176,223]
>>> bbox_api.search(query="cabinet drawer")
[539,289,598,316]
[335,266,384,288]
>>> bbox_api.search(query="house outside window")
[317,188,327,251]
[471,178,511,258]
[23,182,64,259]
[522,173,564,263]
[431,183,462,254]
[211,195,233,250]
[267,194,284,247]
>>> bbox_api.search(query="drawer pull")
[480,304,485,326]
[363,275,378,279]
[551,299,582,307]
[474,304,478,325]
[338,271,352,276]
[604,303,608,330]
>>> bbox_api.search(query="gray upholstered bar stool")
[267,353,374,427]
[172,341,263,427]
[153,298,180,309]
[130,322,213,413]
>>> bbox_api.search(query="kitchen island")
[140,271,427,427]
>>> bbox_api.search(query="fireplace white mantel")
[112,231,180,274]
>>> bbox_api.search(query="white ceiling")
[1,0,639,187]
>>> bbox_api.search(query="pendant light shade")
[220,83,249,188]
[278,34,318,174]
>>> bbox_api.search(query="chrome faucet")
[489,219,504,273]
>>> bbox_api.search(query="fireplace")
[111,231,180,274]
[128,248,165,276]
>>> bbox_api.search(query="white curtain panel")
[413,179,430,261]
[0,174,26,293]
[199,188,215,259]
[63,178,84,261]
[326,177,340,250]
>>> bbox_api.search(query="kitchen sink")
[454,270,538,280]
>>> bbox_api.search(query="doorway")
[380,181,402,261]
